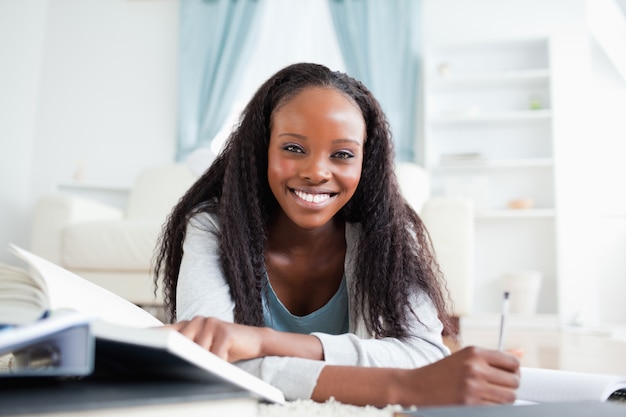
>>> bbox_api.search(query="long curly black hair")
[154,62,455,338]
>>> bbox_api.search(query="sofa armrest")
[30,195,124,264]
[420,197,475,317]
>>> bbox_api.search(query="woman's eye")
[333,151,354,160]
[284,144,304,153]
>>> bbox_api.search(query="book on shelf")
[439,152,487,165]
[0,245,285,409]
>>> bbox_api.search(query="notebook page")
[518,367,626,403]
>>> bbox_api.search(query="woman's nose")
[299,155,330,184]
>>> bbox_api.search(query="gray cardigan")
[177,212,450,400]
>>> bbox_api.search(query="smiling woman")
[154,63,520,408]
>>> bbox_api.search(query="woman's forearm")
[169,316,324,362]
[261,327,324,360]
[312,365,408,407]
[311,347,520,408]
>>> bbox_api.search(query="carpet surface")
[259,399,406,417]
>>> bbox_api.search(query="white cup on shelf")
[502,270,542,315]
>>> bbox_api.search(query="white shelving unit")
[423,37,559,315]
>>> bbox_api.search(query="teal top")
[262,276,349,335]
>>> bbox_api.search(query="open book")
[1,245,285,405]
[0,261,50,326]
[518,367,626,404]
[4,245,162,328]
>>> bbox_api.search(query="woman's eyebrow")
[277,133,362,146]
[277,132,307,140]
[332,138,363,147]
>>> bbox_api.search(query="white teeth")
[294,190,331,203]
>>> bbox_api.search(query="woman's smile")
[291,188,336,205]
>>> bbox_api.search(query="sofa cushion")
[126,165,196,220]
[62,220,162,271]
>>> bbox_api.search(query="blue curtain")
[177,0,262,161]
[327,0,422,162]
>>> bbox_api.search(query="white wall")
[0,0,49,265]
[588,42,626,324]
[0,0,179,266]
[423,0,587,44]
[31,0,179,192]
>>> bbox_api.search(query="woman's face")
[268,87,365,230]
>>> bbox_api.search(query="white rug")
[259,399,406,417]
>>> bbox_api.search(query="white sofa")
[30,164,196,306]
[395,162,475,318]
[30,162,474,318]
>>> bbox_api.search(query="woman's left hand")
[165,316,269,362]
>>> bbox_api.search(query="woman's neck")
[266,211,345,255]
[264,211,347,316]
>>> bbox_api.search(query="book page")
[0,263,49,325]
[10,245,162,328]
[518,367,626,403]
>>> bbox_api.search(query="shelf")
[475,209,556,219]
[431,109,552,124]
[433,158,554,171]
[431,69,550,90]
[427,37,550,78]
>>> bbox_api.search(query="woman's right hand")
[399,346,521,406]
[312,346,520,407]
